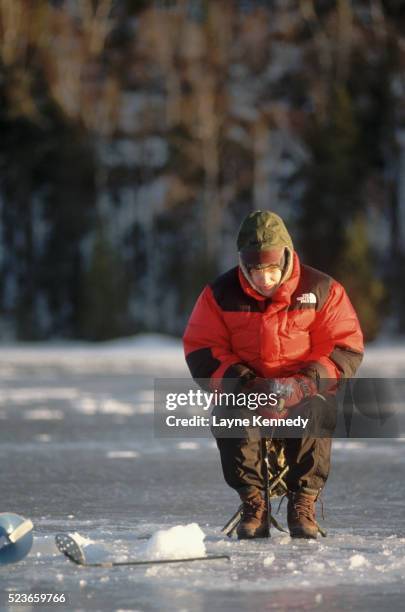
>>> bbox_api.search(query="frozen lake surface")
[0,336,404,611]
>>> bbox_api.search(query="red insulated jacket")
[183,252,364,390]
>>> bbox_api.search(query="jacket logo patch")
[296,292,317,305]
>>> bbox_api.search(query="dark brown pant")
[214,395,336,498]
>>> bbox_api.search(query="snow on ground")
[358,337,405,376]
[0,334,187,376]
[0,335,404,611]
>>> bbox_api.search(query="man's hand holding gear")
[241,373,317,418]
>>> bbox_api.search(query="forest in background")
[1,0,405,342]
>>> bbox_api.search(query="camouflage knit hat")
[237,210,294,268]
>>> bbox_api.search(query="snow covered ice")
[0,335,404,611]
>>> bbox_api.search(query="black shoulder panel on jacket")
[186,348,220,391]
[210,267,262,312]
[186,347,220,379]
[290,264,333,311]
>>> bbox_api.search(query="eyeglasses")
[248,264,281,272]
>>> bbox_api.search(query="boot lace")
[292,493,315,521]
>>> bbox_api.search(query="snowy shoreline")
[0,334,404,378]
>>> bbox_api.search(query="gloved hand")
[222,365,317,412]
[222,366,280,411]
[242,376,272,394]
[243,376,287,415]
[255,375,318,419]
[270,375,318,409]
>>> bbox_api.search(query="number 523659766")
[8,593,66,603]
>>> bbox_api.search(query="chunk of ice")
[263,553,275,566]
[143,523,206,560]
[68,532,94,548]
[349,554,369,569]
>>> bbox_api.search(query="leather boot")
[287,489,318,539]
[237,490,268,540]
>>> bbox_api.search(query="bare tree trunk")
[196,71,222,261]
[253,116,271,212]
[336,0,353,83]
[299,0,333,120]
[395,130,405,257]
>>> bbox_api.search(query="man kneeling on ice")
[183,211,364,539]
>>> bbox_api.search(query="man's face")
[249,265,282,297]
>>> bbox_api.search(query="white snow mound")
[263,553,275,566]
[349,554,369,569]
[143,523,206,560]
